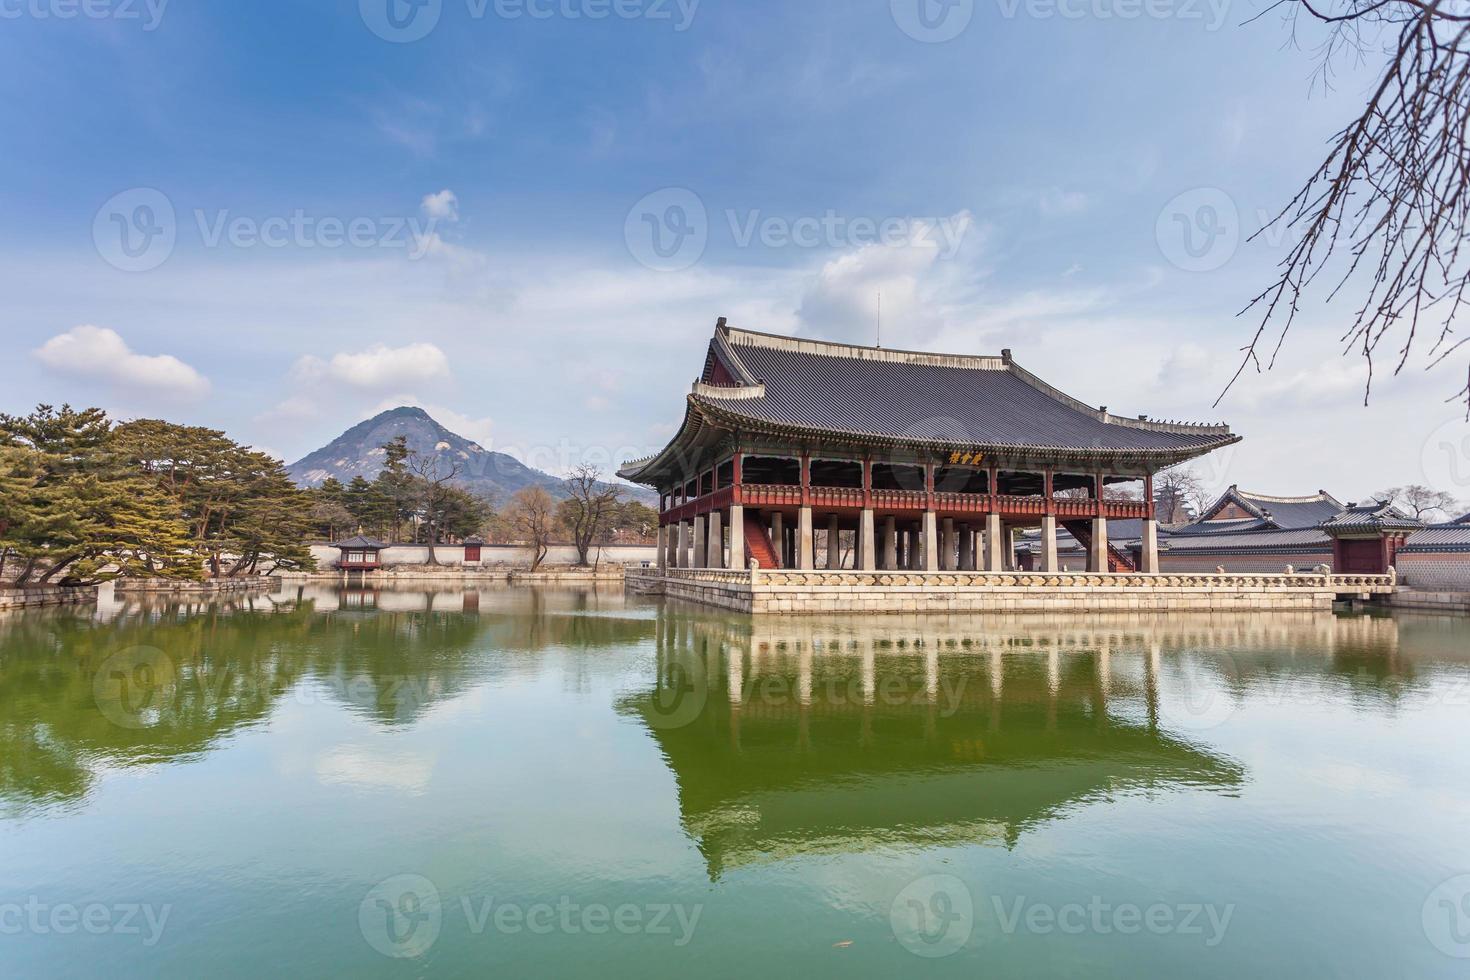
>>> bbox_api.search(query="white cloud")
[1040,188,1090,218]
[32,325,209,399]
[421,189,459,222]
[293,343,451,389]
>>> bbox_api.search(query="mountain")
[286,407,654,505]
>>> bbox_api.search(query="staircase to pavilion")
[743,513,781,569]
[1062,520,1138,572]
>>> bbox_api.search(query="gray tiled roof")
[1192,486,1345,530]
[695,327,1237,458]
[1320,500,1422,533]
[334,535,387,549]
[1400,523,1470,553]
[1160,527,1333,554]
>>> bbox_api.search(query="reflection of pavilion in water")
[630,608,1409,878]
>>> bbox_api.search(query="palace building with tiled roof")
[620,320,1240,575]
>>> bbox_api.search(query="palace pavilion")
[619,320,1241,575]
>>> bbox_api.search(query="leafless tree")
[560,465,623,566]
[409,452,462,566]
[1155,466,1213,521]
[1375,483,1463,520]
[1226,0,1470,413]
[506,486,556,571]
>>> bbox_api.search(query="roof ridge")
[720,323,1232,436]
[1238,489,1340,505]
[721,324,1008,370]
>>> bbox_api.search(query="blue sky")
[2,0,1464,501]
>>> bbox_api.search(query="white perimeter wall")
[312,543,658,569]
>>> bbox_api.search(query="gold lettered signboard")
[945,451,985,466]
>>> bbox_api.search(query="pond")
[1,584,1468,977]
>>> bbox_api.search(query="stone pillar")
[1040,514,1060,572]
[826,514,841,569]
[729,504,745,570]
[693,514,708,568]
[1140,517,1159,573]
[860,509,876,571]
[708,510,723,569]
[656,524,668,571]
[984,513,1004,571]
[940,518,955,570]
[923,512,939,571]
[1090,516,1110,573]
[771,512,785,569]
[958,523,973,571]
[882,516,897,571]
[1004,525,1017,572]
[797,506,815,570]
[665,523,679,569]
[678,521,692,568]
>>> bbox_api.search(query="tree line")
[0,405,315,585]
[307,449,658,570]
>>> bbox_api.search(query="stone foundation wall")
[630,569,1391,615]
[0,585,99,609]
[1388,589,1470,614]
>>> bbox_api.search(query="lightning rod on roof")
[876,292,882,348]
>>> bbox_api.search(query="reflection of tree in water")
[620,608,1436,880]
[0,589,661,814]
[0,604,318,815]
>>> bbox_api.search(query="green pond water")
[2,584,1469,977]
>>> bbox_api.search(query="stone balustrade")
[637,567,1395,614]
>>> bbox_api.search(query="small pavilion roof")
[621,322,1238,484]
[334,535,387,550]
[1320,500,1424,535]
[1178,486,1344,534]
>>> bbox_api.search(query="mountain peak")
[286,408,656,506]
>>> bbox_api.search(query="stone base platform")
[113,576,281,595]
[0,584,100,610]
[1388,589,1470,614]
[627,569,1396,615]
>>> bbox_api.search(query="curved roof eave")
[691,395,1241,464]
